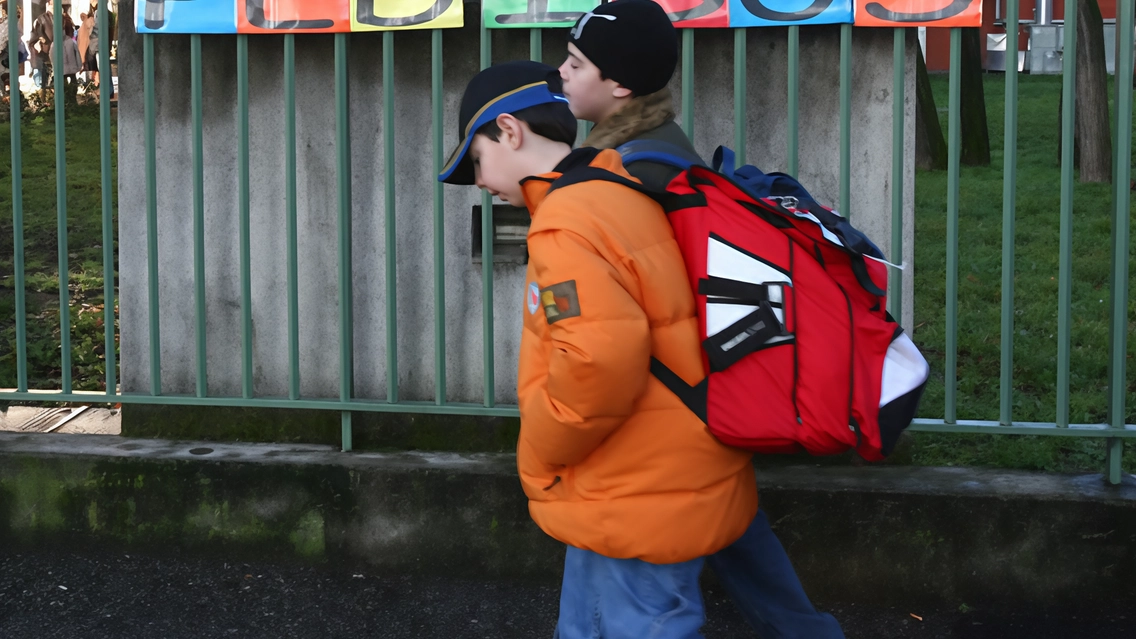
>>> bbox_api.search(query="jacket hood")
[582,88,676,150]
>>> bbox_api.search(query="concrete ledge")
[2,432,1134,607]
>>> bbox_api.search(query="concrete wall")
[117,1,916,404]
[4,432,1135,606]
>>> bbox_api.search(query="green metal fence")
[3,4,1134,483]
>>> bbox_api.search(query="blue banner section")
[137,0,238,34]
[728,0,853,26]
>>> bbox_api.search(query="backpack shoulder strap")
[548,166,706,214]
[616,140,707,171]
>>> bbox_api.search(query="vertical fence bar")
[480,21,495,407]
[144,34,161,396]
[682,29,694,141]
[1056,0,1078,428]
[237,35,253,399]
[733,28,747,164]
[889,28,904,318]
[1107,0,1134,484]
[335,33,354,451]
[787,25,799,178]
[1000,0,1020,426]
[53,0,71,393]
[284,34,300,400]
[99,0,115,396]
[9,5,27,392]
[530,28,542,62]
[839,23,852,217]
[945,28,962,423]
[383,31,399,403]
[432,30,447,406]
[191,34,207,397]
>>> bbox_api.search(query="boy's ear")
[494,113,525,150]
[612,84,633,100]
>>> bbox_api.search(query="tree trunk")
[960,28,991,166]
[1075,0,1112,182]
[915,41,947,171]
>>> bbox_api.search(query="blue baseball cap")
[438,60,571,185]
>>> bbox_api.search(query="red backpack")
[552,144,929,461]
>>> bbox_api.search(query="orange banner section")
[237,0,351,33]
[854,0,981,27]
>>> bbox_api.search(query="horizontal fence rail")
[2,16,1133,482]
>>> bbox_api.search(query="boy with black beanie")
[560,2,846,637]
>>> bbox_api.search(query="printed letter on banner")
[138,0,238,33]
[351,0,464,31]
[485,0,728,29]
[484,0,598,29]
[853,0,981,27]
[729,0,852,27]
[238,0,351,33]
[656,0,730,28]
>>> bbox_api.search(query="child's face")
[469,130,528,207]
[558,44,629,124]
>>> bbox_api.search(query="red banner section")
[854,0,981,27]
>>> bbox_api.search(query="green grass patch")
[908,73,1136,473]
[0,105,118,392]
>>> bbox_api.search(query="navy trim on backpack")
[615,140,707,171]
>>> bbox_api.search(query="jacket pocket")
[518,438,573,501]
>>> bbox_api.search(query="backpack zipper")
[789,242,802,426]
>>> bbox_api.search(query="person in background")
[60,18,80,102]
[557,2,846,637]
[29,0,55,93]
[82,2,99,87]
[0,4,29,97]
[77,10,90,81]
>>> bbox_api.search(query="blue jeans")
[555,546,707,639]
[706,509,845,639]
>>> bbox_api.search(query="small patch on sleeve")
[540,281,581,324]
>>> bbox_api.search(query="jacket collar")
[520,148,631,214]
[582,88,676,150]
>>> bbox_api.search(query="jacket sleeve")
[521,226,651,467]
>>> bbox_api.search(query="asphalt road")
[0,548,1130,639]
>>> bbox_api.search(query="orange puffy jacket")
[516,148,757,564]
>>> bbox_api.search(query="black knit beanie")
[566,0,678,96]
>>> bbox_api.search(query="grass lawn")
[0,76,1132,473]
[905,73,1136,473]
[0,104,118,392]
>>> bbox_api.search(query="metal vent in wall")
[472,204,530,265]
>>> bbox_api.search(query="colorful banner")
[238,0,352,33]
[853,0,981,27]
[729,0,853,27]
[138,0,980,32]
[351,0,464,31]
[137,0,238,34]
[483,0,596,29]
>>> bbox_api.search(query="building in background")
[922,0,1130,75]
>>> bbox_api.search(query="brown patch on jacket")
[582,88,676,150]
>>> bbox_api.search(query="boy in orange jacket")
[439,60,757,638]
